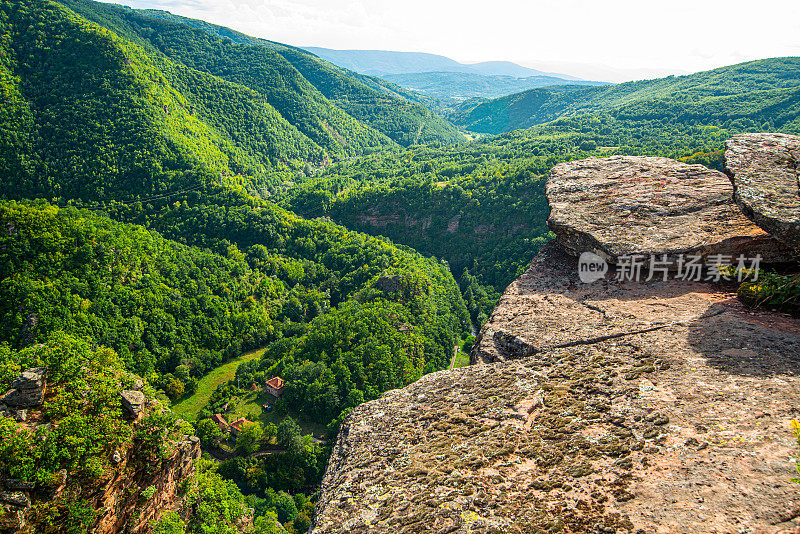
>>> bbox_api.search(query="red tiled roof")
[211,414,228,429]
[266,376,284,389]
[230,417,252,431]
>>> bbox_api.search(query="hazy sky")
[101,0,800,82]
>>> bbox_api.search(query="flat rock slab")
[725,132,800,256]
[547,155,791,263]
[312,243,800,534]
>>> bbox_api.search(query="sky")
[100,0,800,82]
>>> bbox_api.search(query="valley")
[0,0,798,532]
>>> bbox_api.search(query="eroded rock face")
[92,436,201,534]
[546,156,791,263]
[312,243,800,534]
[0,367,47,408]
[120,389,145,419]
[725,132,800,256]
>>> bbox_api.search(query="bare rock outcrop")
[313,241,800,534]
[547,156,791,263]
[312,153,800,534]
[725,132,800,256]
[92,436,201,534]
[120,389,146,419]
[0,367,47,408]
[0,411,201,534]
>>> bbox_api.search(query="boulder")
[724,132,800,256]
[546,156,792,263]
[120,390,145,419]
[1,367,47,408]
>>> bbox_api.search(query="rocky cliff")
[311,134,800,534]
[90,433,201,534]
[0,366,201,534]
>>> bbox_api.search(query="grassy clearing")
[226,389,328,439]
[171,347,266,421]
[454,349,471,368]
[453,336,474,368]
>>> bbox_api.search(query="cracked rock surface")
[725,132,800,256]
[311,151,800,534]
[547,156,792,263]
[312,243,800,534]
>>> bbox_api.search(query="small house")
[211,413,229,433]
[250,383,258,392]
[229,417,252,437]
[265,376,285,398]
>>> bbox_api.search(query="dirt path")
[448,344,459,370]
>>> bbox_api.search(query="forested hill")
[113,7,452,133]
[451,57,800,134]
[0,190,470,531]
[0,0,463,202]
[0,2,474,529]
[280,62,800,326]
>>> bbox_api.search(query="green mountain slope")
[0,0,465,203]
[0,1,473,523]
[66,1,463,147]
[271,47,464,146]
[0,0,329,200]
[280,63,800,325]
[2,194,468,399]
[60,0,396,157]
[453,57,800,134]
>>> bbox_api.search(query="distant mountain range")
[303,48,579,78]
[448,57,800,134]
[382,71,608,102]
[302,48,606,103]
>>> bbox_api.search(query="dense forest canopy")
[1,0,799,531]
[0,0,463,203]
[278,106,800,323]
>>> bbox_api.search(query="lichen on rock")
[725,132,800,256]
[547,155,793,264]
